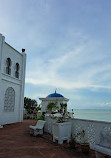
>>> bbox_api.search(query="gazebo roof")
[39,91,69,102]
[46,92,64,98]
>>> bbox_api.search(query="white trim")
[2,78,21,85]
[5,42,23,56]
[2,72,21,81]
[39,97,69,101]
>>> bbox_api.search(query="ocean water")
[68,109,111,122]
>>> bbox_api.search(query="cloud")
[0,0,111,109]
[25,36,111,91]
[94,102,111,107]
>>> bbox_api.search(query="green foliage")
[24,97,38,114]
[47,101,59,112]
[60,103,67,114]
[57,116,64,123]
[60,103,67,109]
[56,112,71,123]
[76,129,86,143]
[37,105,41,111]
[77,130,85,138]
[35,115,44,121]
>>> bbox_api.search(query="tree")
[37,104,41,111]
[24,97,38,114]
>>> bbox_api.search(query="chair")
[0,125,3,129]
[29,120,46,136]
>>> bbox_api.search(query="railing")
[44,116,111,144]
[71,118,111,144]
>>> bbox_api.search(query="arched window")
[6,58,11,75]
[15,63,20,78]
[4,87,15,112]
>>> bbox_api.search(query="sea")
[68,109,111,122]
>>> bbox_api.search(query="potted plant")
[69,134,76,149]
[76,129,89,153]
[80,142,89,153]
[52,112,71,144]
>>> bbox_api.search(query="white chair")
[0,125,3,129]
[29,120,46,136]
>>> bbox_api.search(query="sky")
[0,0,111,110]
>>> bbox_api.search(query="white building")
[0,34,26,126]
[39,91,69,113]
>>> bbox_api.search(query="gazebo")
[39,91,69,113]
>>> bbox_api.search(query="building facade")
[0,34,26,125]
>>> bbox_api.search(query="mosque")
[0,34,26,127]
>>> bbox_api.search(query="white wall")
[2,43,23,78]
[0,34,26,125]
[0,80,21,124]
[41,101,48,112]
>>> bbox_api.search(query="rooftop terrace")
[0,120,97,158]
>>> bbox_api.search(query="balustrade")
[45,116,111,144]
